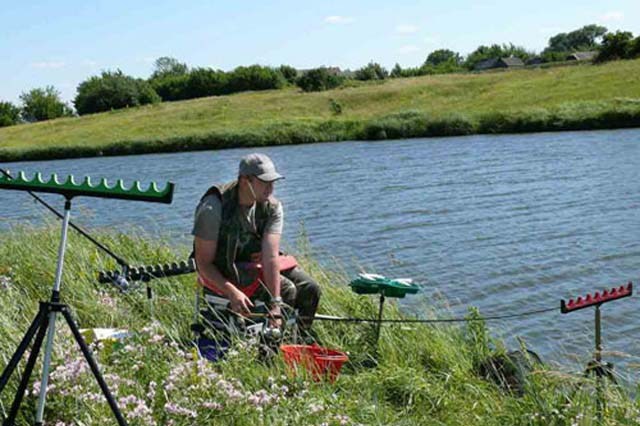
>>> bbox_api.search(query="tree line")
[2,24,639,127]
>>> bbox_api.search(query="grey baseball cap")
[238,153,284,182]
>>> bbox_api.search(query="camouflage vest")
[201,181,278,289]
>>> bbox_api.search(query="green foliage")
[425,49,462,67]
[184,68,230,98]
[544,24,607,54]
[150,56,189,80]
[0,101,20,127]
[631,36,640,58]
[596,31,635,63]
[278,65,298,85]
[19,86,73,122]
[390,63,403,78]
[354,62,389,81]
[295,67,345,92]
[152,66,284,102]
[227,65,285,93]
[74,70,161,115]
[464,43,532,70]
[150,74,191,101]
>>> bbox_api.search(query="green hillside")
[2,59,640,162]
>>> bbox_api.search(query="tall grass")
[0,226,638,424]
[2,60,640,162]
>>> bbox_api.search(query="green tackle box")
[349,274,420,298]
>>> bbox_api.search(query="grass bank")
[0,226,638,425]
[2,60,640,162]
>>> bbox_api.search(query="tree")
[390,63,403,78]
[20,86,73,122]
[354,62,389,81]
[185,67,229,98]
[278,65,298,84]
[74,70,160,115]
[227,65,285,92]
[150,57,189,79]
[425,49,462,67]
[0,101,21,127]
[596,31,634,63]
[295,68,344,92]
[629,36,640,58]
[544,24,607,54]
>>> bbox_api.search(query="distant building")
[474,57,525,71]
[566,51,597,61]
[526,57,544,66]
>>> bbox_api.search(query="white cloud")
[396,24,419,34]
[600,11,624,22]
[399,45,420,54]
[324,16,354,24]
[31,61,65,69]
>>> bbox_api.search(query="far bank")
[1,59,640,163]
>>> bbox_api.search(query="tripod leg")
[0,309,44,395]
[34,310,59,425]
[4,314,49,426]
[61,308,128,426]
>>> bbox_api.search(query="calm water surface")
[1,129,639,376]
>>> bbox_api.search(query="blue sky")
[1,0,638,104]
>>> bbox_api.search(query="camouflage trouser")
[255,266,321,329]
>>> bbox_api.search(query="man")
[192,153,321,330]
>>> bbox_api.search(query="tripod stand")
[0,172,174,425]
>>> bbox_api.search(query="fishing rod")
[228,305,558,324]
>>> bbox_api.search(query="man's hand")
[268,304,283,328]
[228,289,254,315]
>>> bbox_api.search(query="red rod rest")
[561,282,633,314]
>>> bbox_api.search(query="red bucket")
[280,344,348,382]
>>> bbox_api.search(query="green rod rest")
[0,171,174,204]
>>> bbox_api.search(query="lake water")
[1,129,639,377]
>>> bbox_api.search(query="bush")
[630,36,640,58]
[74,71,160,115]
[278,65,298,85]
[354,62,389,81]
[150,74,191,101]
[227,65,285,93]
[20,86,73,122]
[185,67,229,98]
[295,67,344,92]
[596,31,634,63]
[0,101,20,127]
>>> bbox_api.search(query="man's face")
[248,176,275,202]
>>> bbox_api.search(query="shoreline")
[2,105,640,163]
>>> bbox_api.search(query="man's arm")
[194,237,253,313]
[261,232,281,299]
[262,232,282,326]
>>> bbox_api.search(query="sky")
[1,0,638,104]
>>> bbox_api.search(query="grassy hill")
[2,59,640,162]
